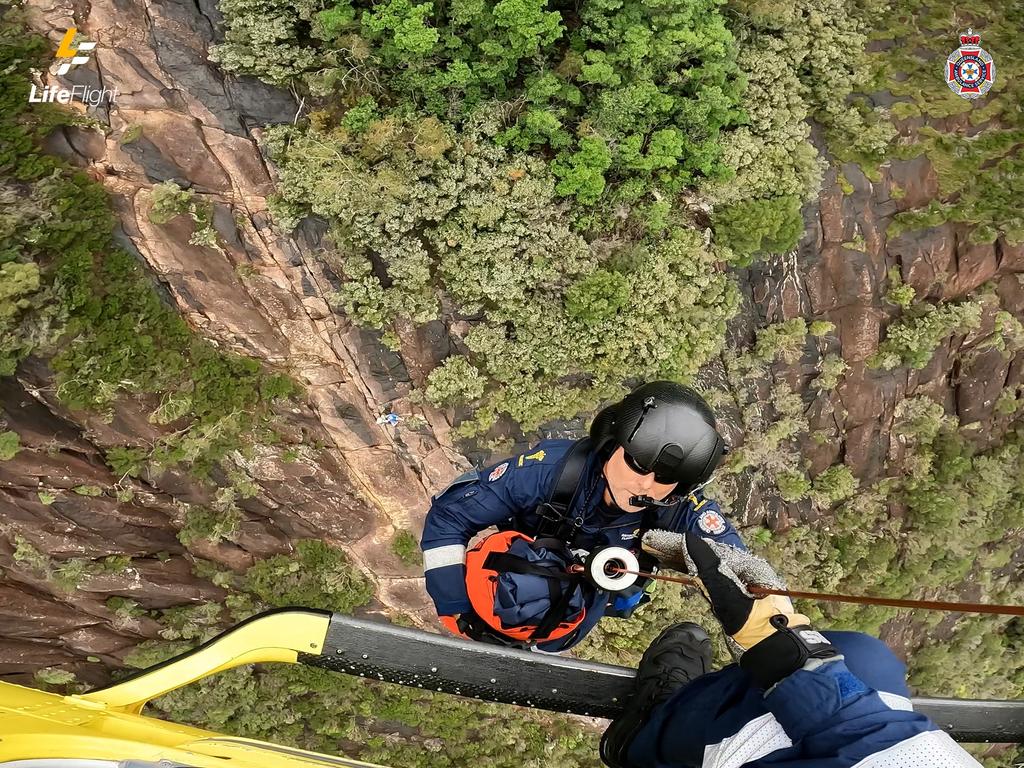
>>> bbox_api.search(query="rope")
[610,568,1024,617]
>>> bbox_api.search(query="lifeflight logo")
[28,28,118,106]
[54,28,96,75]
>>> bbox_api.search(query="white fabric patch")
[701,714,977,768]
[702,712,793,768]
[488,462,509,482]
[878,691,913,711]
[422,544,466,571]
[850,730,983,768]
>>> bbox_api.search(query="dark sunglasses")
[623,451,677,485]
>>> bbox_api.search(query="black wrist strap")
[740,614,840,690]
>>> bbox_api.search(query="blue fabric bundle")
[492,539,585,628]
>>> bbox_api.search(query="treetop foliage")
[207,0,911,433]
[267,116,738,433]
[213,0,749,207]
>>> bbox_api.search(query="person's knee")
[825,631,902,665]
[824,631,909,697]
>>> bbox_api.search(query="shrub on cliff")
[390,529,421,566]
[565,269,631,326]
[884,267,916,309]
[0,262,47,375]
[811,464,858,508]
[712,195,804,261]
[0,430,20,460]
[208,0,321,85]
[868,299,984,371]
[177,504,242,547]
[812,353,848,390]
[722,380,809,476]
[424,356,487,407]
[776,469,812,502]
[752,318,808,364]
[242,540,374,614]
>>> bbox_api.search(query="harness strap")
[534,437,593,539]
[482,551,584,641]
[532,572,580,641]
[482,552,578,581]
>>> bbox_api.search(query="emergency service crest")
[945,28,995,99]
[698,510,727,535]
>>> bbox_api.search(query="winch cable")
[607,567,1024,617]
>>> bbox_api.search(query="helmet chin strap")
[686,473,717,496]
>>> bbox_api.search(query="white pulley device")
[585,547,640,592]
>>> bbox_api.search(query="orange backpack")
[463,530,586,643]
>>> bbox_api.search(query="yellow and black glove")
[642,530,838,689]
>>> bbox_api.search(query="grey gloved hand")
[641,530,809,650]
[642,530,839,689]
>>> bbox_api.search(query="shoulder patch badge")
[488,462,510,482]
[698,510,727,535]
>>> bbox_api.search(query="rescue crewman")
[600,530,985,768]
[420,381,746,651]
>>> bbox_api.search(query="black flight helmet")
[590,381,727,494]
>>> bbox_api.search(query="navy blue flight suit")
[421,439,745,651]
[625,632,970,767]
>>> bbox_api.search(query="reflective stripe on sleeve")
[423,544,467,572]
[878,692,913,711]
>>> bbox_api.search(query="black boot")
[599,622,713,768]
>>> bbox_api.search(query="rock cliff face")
[2,0,469,685]
[4,0,1022,685]
[723,158,1024,531]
